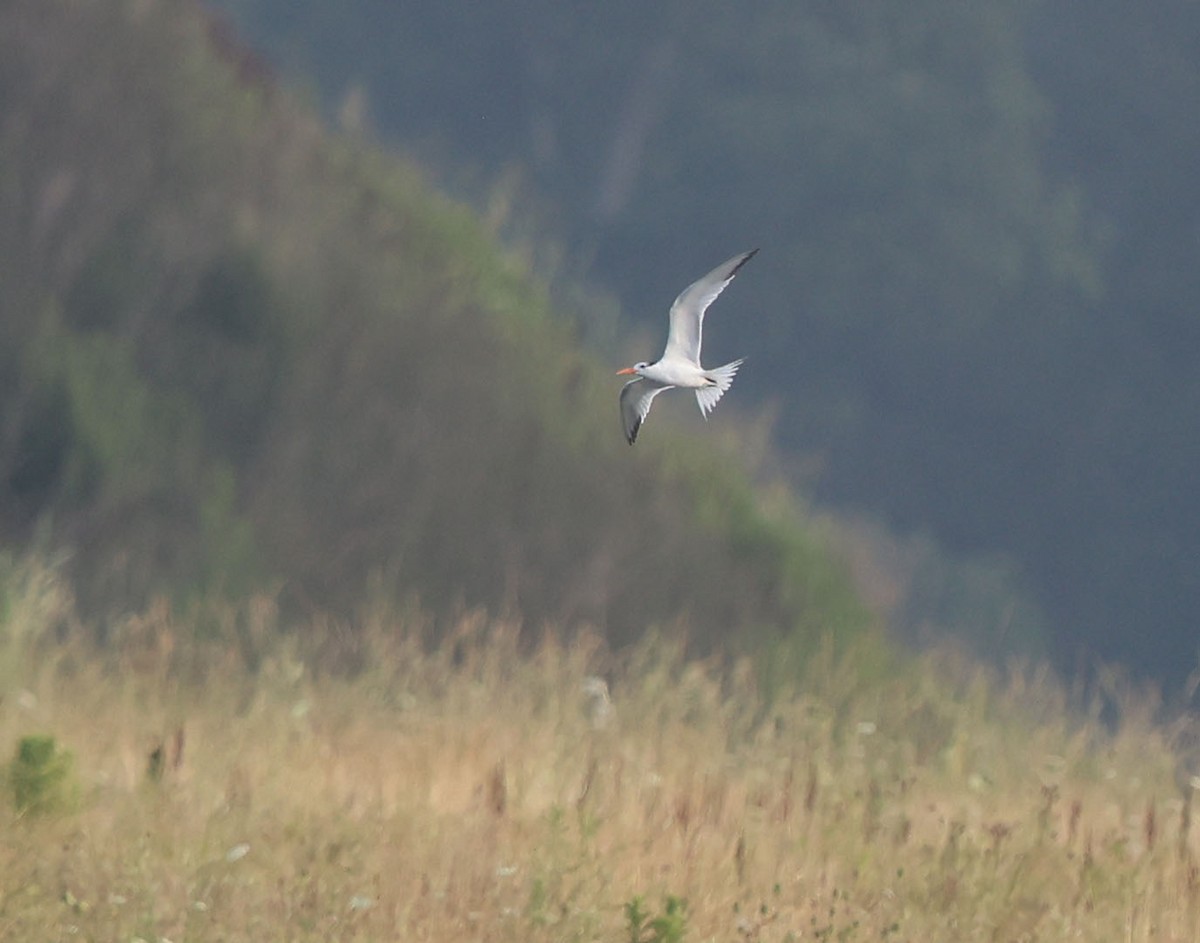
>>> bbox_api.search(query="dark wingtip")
[626,419,640,445]
[730,247,760,278]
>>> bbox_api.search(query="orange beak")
[616,367,637,375]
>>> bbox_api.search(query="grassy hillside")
[0,0,868,659]
[2,564,1200,941]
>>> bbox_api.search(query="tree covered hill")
[0,0,869,658]
[215,0,1200,685]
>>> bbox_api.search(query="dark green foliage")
[8,734,78,816]
[5,384,74,510]
[64,222,147,333]
[164,247,285,462]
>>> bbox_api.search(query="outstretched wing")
[619,377,670,445]
[662,248,758,365]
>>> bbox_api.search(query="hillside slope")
[217,0,1200,686]
[0,0,868,657]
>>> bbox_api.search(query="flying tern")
[617,248,758,444]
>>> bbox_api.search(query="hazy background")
[2,0,1197,689]
[4,7,1199,937]
[208,1,1200,685]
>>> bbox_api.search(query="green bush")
[8,734,79,816]
[625,895,689,943]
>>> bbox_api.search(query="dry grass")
[3,571,1200,941]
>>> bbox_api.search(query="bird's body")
[617,248,757,444]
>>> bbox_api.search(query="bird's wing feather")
[620,377,669,445]
[662,248,758,365]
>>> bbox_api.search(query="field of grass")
[2,563,1200,942]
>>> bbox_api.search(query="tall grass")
[2,562,1199,941]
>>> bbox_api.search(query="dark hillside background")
[0,0,869,662]
[216,0,1200,686]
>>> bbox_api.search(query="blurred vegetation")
[217,0,1200,683]
[2,556,1200,940]
[8,734,79,817]
[0,0,871,662]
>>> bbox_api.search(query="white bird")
[617,248,758,444]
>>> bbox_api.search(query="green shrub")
[8,734,79,816]
[624,894,688,943]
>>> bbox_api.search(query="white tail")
[695,358,744,418]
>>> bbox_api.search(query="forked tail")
[695,358,744,418]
